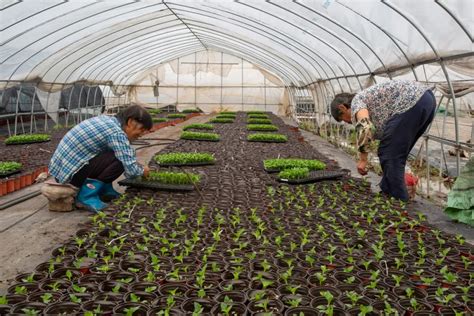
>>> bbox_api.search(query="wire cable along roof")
[1,0,472,88]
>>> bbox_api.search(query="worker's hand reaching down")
[357,159,368,176]
[143,166,150,178]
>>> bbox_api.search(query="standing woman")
[330,80,436,201]
[49,105,152,212]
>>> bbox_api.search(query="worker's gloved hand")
[357,159,368,176]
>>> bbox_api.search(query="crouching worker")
[48,105,151,212]
[330,80,435,201]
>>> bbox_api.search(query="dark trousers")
[70,151,124,188]
[377,90,436,201]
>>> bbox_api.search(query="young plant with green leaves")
[152,117,168,123]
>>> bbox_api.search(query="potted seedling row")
[167,113,187,119]
[0,161,22,178]
[247,118,272,125]
[247,133,287,143]
[5,134,51,145]
[247,124,278,132]
[154,152,215,167]
[181,131,220,142]
[183,124,214,131]
[119,171,200,191]
[182,108,201,113]
[263,158,326,172]
[210,118,234,124]
[147,109,161,115]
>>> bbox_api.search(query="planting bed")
[2,113,473,315]
[0,130,66,179]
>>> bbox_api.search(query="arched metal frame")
[1,0,472,198]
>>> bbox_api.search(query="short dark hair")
[116,104,153,130]
[330,93,355,122]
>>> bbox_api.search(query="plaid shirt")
[49,115,143,184]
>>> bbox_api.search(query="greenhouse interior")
[0,0,473,315]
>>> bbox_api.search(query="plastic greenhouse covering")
[0,0,472,171]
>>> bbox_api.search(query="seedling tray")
[182,138,219,142]
[248,139,287,143]
[6,139,51,145]
[158,161,215,167]
[118,178,195,191]
[278,170,347,184]
[0,169,21,178]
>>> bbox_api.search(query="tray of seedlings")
[154,152,215,167]
[4,134,51,145]
[247,133,287,143]
[182,123,214,131]
[263,158,326,173]
[0,161,22,178]
[118,171,200,191]
[152,117,168,123]
[210,115,235,123]
[247,118,272,125]
[181,108,201,113]
[167,113,187,119]
[247,124,278,132]
[277,167,348,184]
[147,109,161,115]
[247,114,269,119]
[180,131,220,142]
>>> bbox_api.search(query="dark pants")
[377,90,436,201]
[70,151,124,188]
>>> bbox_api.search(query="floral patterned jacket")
[351,80,432,153]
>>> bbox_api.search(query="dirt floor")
[0,113,472,296]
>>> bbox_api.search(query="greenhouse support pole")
[194,52,197,108]
[176,57,180,107]
[439,61,461,176]
[264,77,267,111]
[241,58,244,111]
[220,52,223,107]
[29,86,37,133]
[77,85,85,122]
[66,85,75,126]
[13,85,22,135]
[85,86,91,119]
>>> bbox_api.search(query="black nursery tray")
[118,178,195,191]
[158,161,215,167]
[182,138,219,142]
[0,169,21,178]
[278,170,348,184]
[248,139,287,143]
